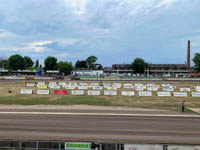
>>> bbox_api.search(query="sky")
[0,0,199,66]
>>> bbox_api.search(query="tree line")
[0,54,102,75]
[0,53,200,74]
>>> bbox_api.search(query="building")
[104,40,191,77]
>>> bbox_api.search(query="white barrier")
[157,92,171,96]
[21,89,33,94]
[26,83,35,87]
[37,90,50,95]
[138,91,152,96]
[191,92,200,97]
[180,88,191,92]
[88,91,101,96]
[104,90,117,96]
[121,91,135,96]
[173,92,187,97]
[49,85,60,89]
[71,90,84,95]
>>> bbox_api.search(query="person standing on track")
[182,100,186,112]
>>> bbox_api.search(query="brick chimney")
[187,40,190,70]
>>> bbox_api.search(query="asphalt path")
[0,109,199,144]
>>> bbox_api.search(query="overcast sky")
[0,0,199,66]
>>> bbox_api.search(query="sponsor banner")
[65,85,76,89]
[133,86,144,91]
[71,90,84,95]
[112,83,121,88]
[196,86,200,92]
[37,90,50,95]
[79,83,88,86]
[78,86,88,90]
[180,88,191,92]
[92,86,103,90]
[69,82,77,87]
[104,90,117,96]
[21,89,33,94]
[54,90,67,95]
[124,84,133,89]
[162,84,171,87]
[58,82,66,86]
[147,83,156,87]
[65,142,91,150]
[26,83,35,87]
[138,91,152,96]
[163,88,174,92]
[173,92,187,97]
[191,92,200,97]
[147,87,158,91]
[37,85,48,89]
[121,91,135,96]
[157,92,171,96]
[49,85,60,89]
[134,84,143,86]
[37,82,45,85]
[106,87,117,90]
[103,82,111,87]
[91,83,99,86]
[88,90,100,96]
[124,144,162,150]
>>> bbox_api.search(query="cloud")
[156,0,177,8]
[0,29,16,38]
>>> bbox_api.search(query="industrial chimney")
[187,40,190,70]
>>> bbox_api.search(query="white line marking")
[0,112,199,117]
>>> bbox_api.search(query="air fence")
[0,140,199,150]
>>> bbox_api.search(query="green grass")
[0,96,111,106]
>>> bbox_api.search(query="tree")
[75,60,88,68]
[58,61,73,75]
[86,56,97,69]
[24,56,34,69]
[35,59,39,69]
[44,56,58,70]
[131,58,148,74]
[8,54,25,70]
[193,53,200,72]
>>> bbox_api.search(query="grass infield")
[0,81,199,113]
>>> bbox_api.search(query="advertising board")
[191,92,200,97]
[121,91,135,96]
[180,88,191,92]
[124,84,133,89]
[88,91,100,96]
[21,89,33,94]
[71,90,84,95]
[54,90,67,95]
[37,90,50,95]
[157,92,171,96]
[104,90,117,96]
[173,92,187,97]
[65,142,91,150]
[138,91,152,96]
